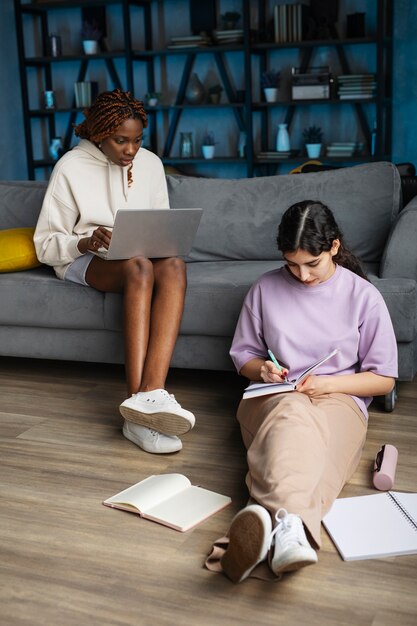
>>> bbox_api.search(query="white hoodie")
[34,139,170,279]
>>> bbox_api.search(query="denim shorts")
[64,252,94,286]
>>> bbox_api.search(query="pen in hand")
[267,349,288,382]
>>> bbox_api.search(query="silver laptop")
[101,208,203,260]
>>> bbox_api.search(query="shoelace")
[269,508,300,549]
[134,390,180,406]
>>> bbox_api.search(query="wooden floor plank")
[0,357,416,626]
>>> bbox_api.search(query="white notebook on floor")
[103,474,231,532]
[323,491,417,561]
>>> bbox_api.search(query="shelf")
[15,0,393,179]
[24,52,126,65]
[21,0,150,11]
[133,44,245,58]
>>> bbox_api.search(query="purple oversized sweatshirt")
[230,265,398,417]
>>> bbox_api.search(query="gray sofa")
[0,161,416,381]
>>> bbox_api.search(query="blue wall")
[1,0,416,180]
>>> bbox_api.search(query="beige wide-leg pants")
[237,391,367,548]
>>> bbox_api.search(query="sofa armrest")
[380,197,417,279]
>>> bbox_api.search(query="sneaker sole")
[120,406,193,436]
[272,552,317,575]
[122,425,182,454]
[221,510,270,583]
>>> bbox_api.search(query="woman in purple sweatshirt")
[209,200,397,583]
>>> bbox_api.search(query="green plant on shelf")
[202,131,216,146]
[221,11,241,30]
[302,125,323,144]
[145,92,162,106]
[261,70,281,89]
[81,20,103,41]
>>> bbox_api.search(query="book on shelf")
[242,348,338,400]
[274,3,310,44]
[323,491,417,561]
[103,474,231,532]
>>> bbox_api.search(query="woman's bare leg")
[85,256,154,395]
[140,257,187,391]
[84,255,186,396]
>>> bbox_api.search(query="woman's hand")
[88,226,112,252]
[260,360,289,384]
[296,375,331,397]
[77,227,112,254]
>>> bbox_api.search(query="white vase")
[202,145,215,159]
[306,143,322,158]
[264,87,278,103]
[276,123,290,152]
[82,40,99,55]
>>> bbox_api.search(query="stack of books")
[326,142,364,158]
[212,29,244,45]
[167,35,211,49]
[337,74,377,100]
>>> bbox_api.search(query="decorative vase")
[264,87,278,103]
[147,97,159,106]
[179,132,194,158]
[306,143,321,158]
[276,123,290,152]
[185,73,206,104]
[49,137,63,161]
[202,145,215,159]
[82,40,99,55]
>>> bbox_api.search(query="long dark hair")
[277,200,367,280]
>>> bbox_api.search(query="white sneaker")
[221,504,272,583]
[270,509,318,575]
[119,389,195,436]
[122,420,182,454]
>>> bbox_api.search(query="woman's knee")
[155,257,187,286]
[122,257,154,287]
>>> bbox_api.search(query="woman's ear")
[330,239,341,256]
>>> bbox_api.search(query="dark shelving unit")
[14,0,393,179]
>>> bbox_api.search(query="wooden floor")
[0,356,416,626]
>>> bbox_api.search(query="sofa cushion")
[167,162,401,264]
[0,227,41,273]
[104,260,279,336]
[0,266,107,329]
[103,261,416,342]
[0,181,47,229]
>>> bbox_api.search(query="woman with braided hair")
[34,88,195,455]
[206,200,397,583]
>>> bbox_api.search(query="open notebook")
[323,491,417,561]
[103,474,231,532]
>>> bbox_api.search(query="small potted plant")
[302,125,323,158]
[207,84,223,105]
[81,20,103,55]
[261,70,280,103]
[221,11,241,30]
[145,92,162,107]
[201,131,216,159]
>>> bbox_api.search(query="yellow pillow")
[0,227,41,273]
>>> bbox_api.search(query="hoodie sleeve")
[152,159,170,209]
[33,163,85,267]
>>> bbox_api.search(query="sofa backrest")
[0,181,47,230]
[167,162,401,263]
[0,162,401,265]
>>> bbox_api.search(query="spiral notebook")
[323,491,417,561]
